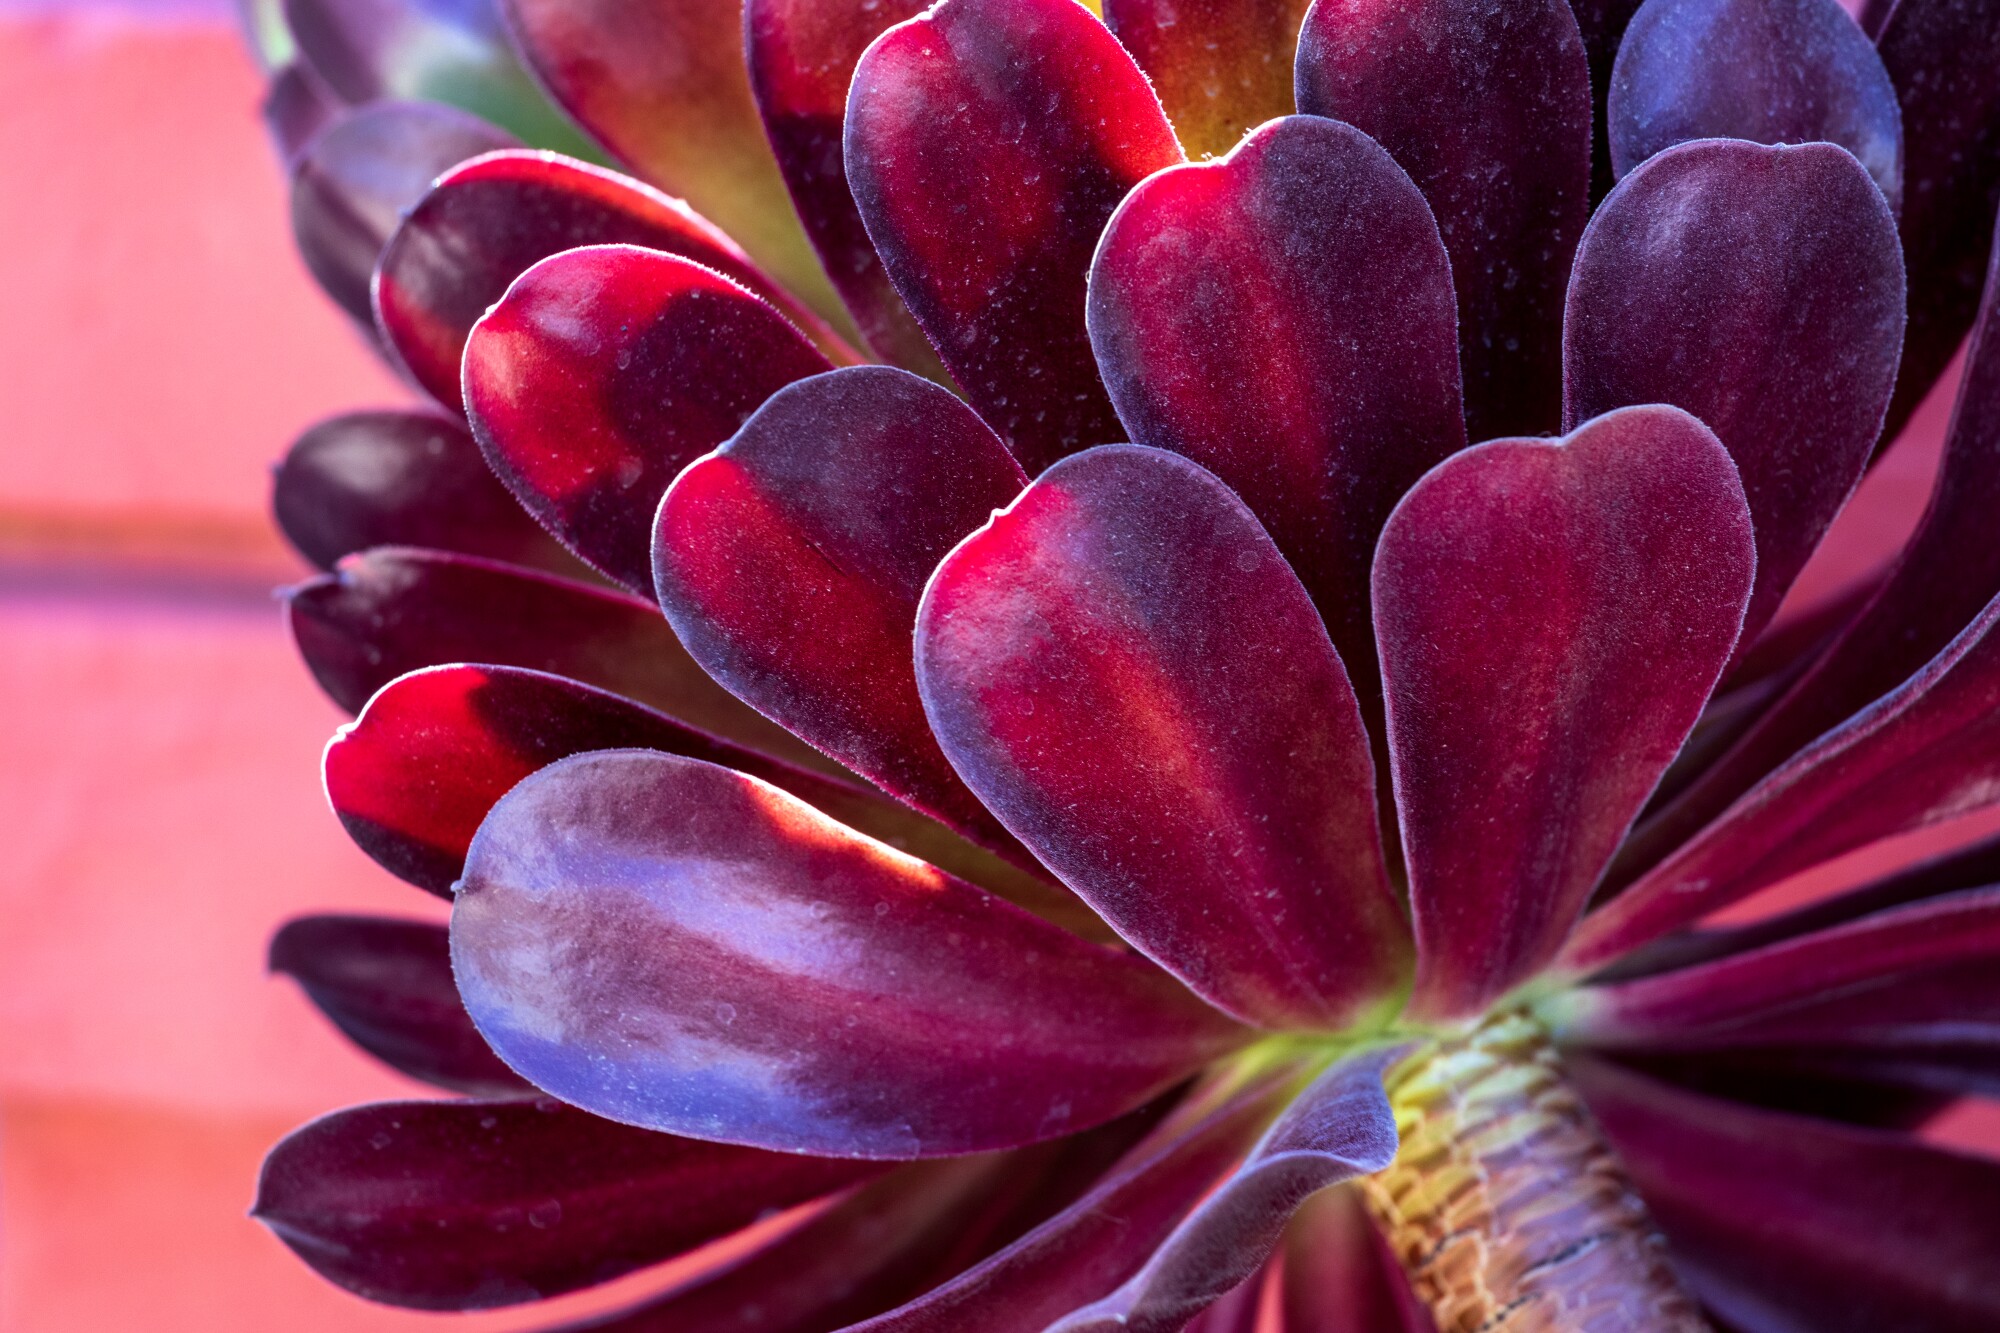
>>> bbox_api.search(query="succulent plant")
[244,0,2000,1327]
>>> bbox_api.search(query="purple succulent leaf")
[1565,592,2000,974]
[272,409,585,578]
[917,445,1411,1031]
[1181,1265,1271,1333]
[253,1095,882,1310]
[1105,0,1313,159]
[845,0,1185,473]
[1282,1186,1437,1333]
[500,0,845,320]
[1376,406,1755,1021]
[1608,0,1903,208]
[1877,0,2000,441]
[1616,214,2000,887]
[1047,1048,1402,1333]
[321,663,1068,922]
[653,366,1030,856]
[452,749,1246,1157]
[743,0,941,373]
[263,61,344,163]
[1086,114,1464,706]
[285,547,833,773]
[1615,1052,1960,1129]
[1571,1055,2000,1333]
[1564,138,1905,664]
[267,914,529,1095]
[463,245,833,595]
[290,99,519,328]
[1294,0,1591,442]
[374,151,841,413]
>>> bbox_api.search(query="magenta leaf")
[1877,0,2000,439]
[267,914,528,1095]
[374,151,833,411]
[743,0,938,372]
[452,750,1245,1157]
[917,445,1410,1031]
[1282,1187,1435,1333]
[463,245,832,595]
[1573,1056,2000,1333]
[272,409,582,577]
[1608,0,1902,207]
[1375,406,1754,1020]
[1564,138,1904,659]
[1105,0,1312,158]
[1087,114,1463,696]
[1566,595,2000,973]
[289,99,518,327]
[845,0,1184,473]
[653,366,1027,851]
[254,1095,881,1309]
[1048,1049,1401,1333]
[1295,0,1591,442]
[286,548,828,772]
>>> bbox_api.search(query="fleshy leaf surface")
[1564,138,1904,657]
[453,750,1245,1157]
[1282,1186,1435,1333]
[254,1095,880,1309]
[1087,114,1463,696]
[267,914,528,1095]
[654,367,1026,848]
[919,445,1409,1030]
[1608,0,1902,206]
[845,0,1184,472]
[1295,0,1591,442]
[1375,407,1754,1020]
[464,245,831,594]
[263,61,344,163]
[1573,1056,2000,1333]
[1106,0,1313,158]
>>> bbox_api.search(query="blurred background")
[0,0,1992,1328]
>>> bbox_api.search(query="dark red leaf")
[453,750,1245,1157]
[1295,0,1591,441]
[268,914,528,1095]
[918,445,1410,1030]
[254,1095,881,1309]
[1375,407,1754,1020]
[1106,0,1312,158]
[1564,138,1905,660]
[1282,1186,1435,1333]
[1087,114,1463,697]
[845,0,1184,473]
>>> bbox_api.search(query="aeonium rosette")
[242,0,2000,1327]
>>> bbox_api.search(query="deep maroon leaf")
[1050,1050,1400,1333]
[285,547,829,772]
[1106,0,1312,158]
[1182,1267,1270,1333]
[1565,138,1904,658]
[463,246,832,594]
[1619,217,2000,881]
[453,750,1245,1157]
[654,367,1026,851]
[1573,1055,2000,1333]
[281,0,594,154]
[290,99,518,327]
[845,0,1184,473]
[1087,114,1463,698]
[374,151,837,412]
[502,0,844,319]
[918,445,1409,1030]
[1282,1186,1435,1333]
[268,914,528,1095]
[1608,0,1902,207]
[263,61,343,164]
[743,0,939,372]
[1877,0,2000,440]
[272,409,581,577]
[254,1096,881,1309]
[1295,0,1591,442]
[1614,1051,1957,1129]
[1375,407,1754,1020]
[1565,594,2000,973]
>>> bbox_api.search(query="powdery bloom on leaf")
[245,0,2000,1327]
